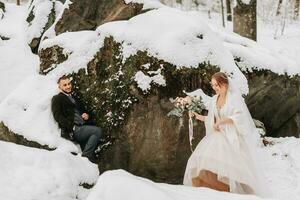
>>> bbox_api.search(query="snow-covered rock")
[0,74,80,152]
[26,0,59,53]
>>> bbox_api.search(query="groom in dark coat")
[51,75,102,163]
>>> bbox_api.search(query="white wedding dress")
[183,89,271,197]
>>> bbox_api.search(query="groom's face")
[58,78,72,94]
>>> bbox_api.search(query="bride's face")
[211,78,227,95]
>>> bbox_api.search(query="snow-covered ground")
[83,137,300,200]
[1,136,300,200]
[262,137,300,199]
[0,1,300,200]
[0,140,99,200]
[87,170,269,200]
[0,4,39,102]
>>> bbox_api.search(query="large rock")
[98,95,207,184]
[39,36,300,182]
[244,70,300,138]
[26,0,57,53]
[54,0,144,35]
[40,36,219,183]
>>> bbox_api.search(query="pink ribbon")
[188,112,194,152]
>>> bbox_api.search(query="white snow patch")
[86,169,274,200]
[26,0,54,43]
[192,11,300,75]
[0,140,99,200]
[125,0,164,10]
[40,7,249,94]
[134,70,166,92]
[0,4,39,102]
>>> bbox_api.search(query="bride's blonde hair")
[212,72,229,87]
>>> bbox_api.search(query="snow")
[258,21,300,74]
[241,0,252,4]
[134,69,166,92]
[83,137,300,200]
[87,170,271,200]
[125,0,164,10]
[217,29,300,75]
[192,11,300,75]
[0,3,39,102]
[0,140,99,200]
[0,74,80,151]
[2,4,299,149]
[0,3,79,151]
[0,2,300,200]
[26,0,54,43]
[262,137,300,200]
[40,30,102,79]
[40,7,249,95]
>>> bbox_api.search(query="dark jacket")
[51,92,86,140]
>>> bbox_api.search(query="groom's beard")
[62,88,72,95]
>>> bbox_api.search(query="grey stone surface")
[55,0,144,35]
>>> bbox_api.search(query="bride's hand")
[191,112,205,121]
[213,122,221,132]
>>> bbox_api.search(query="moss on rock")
[39,45,68,74]
[0,122,53,150]
[70,37,219,137]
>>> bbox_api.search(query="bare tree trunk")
[276,0,283,16]
[220,0,225,27]
[295,0,300,19]
[17,0,20,5]
[233,0,257,41]
[226,0,232,21]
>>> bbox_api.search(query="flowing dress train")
[183,92,269,196]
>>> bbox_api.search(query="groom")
[51,75,102,163]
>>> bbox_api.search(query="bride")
[183,72,271,197]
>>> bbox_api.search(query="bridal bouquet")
[167,96,205,118]
[168,95,205,152]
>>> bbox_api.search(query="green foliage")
[73,38,138,135]
[71,37,219,137]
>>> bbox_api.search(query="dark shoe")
[82,154,97,164]
[88,156,97,164]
